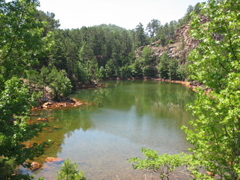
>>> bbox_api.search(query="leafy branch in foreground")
[57,159,86,180]
[184,0,240,179]
[0,78,48,178]
[128,148,190,180]
[0,0,53,178]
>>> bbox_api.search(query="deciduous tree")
[185,0,240,178]
[0,1,52,177]
[0,0,53,83]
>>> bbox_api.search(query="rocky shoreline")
[32,97,84,110]
[32,79,209,111]
[153,78,211,93]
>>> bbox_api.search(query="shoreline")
[33,79,207,110]
[153,78,194,90]
[152,78,210,93]
[31,97,85,110]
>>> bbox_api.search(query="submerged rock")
[30,162,42,171]
[45,157,63,163]
[37,117,48,122]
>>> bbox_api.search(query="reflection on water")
[22,80,195,179]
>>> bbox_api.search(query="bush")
[57,159,86,180]
[37,66,72,100]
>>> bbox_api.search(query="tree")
[131,59,143,77]
[134,23,147,47]
[158,52,169,79]
[168,20,178,37]
[0,0,53,84]
[77,41,98,83]
[29,66,72,100]
[35,10,60,35]
[0,78,48,178]
[46,66,72,100]
[139,46,157,78]
[141,46,154,66]
[0,1,52,177]
[184,0,240,178]
[193,2,201,14]
[185,5,194,22]
[168,58,179,80]
[146,19,161,42]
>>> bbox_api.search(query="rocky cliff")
[136,23,199,62]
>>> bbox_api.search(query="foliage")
[2,0,232,178]
[131,60,143,77]
[0,0,53,84]
[188,0,239,92]
[36,10,60,35]
[27,66,72,100]
[134,23,148,48]
[138,46,158,78]
[57,159,86,180]
[158,52,170,79]
[128,148,190,180]
[146,19,161,42]
[158,52,182,80]
[97,66,106,79]
[0,78,48,177]
[76,42,98,82]
[0,157,16,178]
[27,1,205,84]
[140,46,154,66]
[142,66,157,78]
[45,66,72,100]
[178,3,202,27]
[168,58,179,80]
[120,65,132,79]
[0,1,52,178]
[177,63,188,81]
[45,25,135,83]
[30,4,205,83]
[184,0,240,178]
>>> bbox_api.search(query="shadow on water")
[21,80,195,180]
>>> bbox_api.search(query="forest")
[0,0,239,179]
[24,2,200,93]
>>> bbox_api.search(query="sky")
[37,0,207,30]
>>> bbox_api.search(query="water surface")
[23,80,194,179]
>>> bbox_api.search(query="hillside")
[136,22,198,64]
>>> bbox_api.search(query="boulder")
[30,162,42,171]
[45,157,63,162]
[37,117,48,122]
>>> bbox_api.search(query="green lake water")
[22,80,195,179]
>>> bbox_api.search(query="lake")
[22,80,195,179]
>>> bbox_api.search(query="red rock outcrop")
[136,23,198,62]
